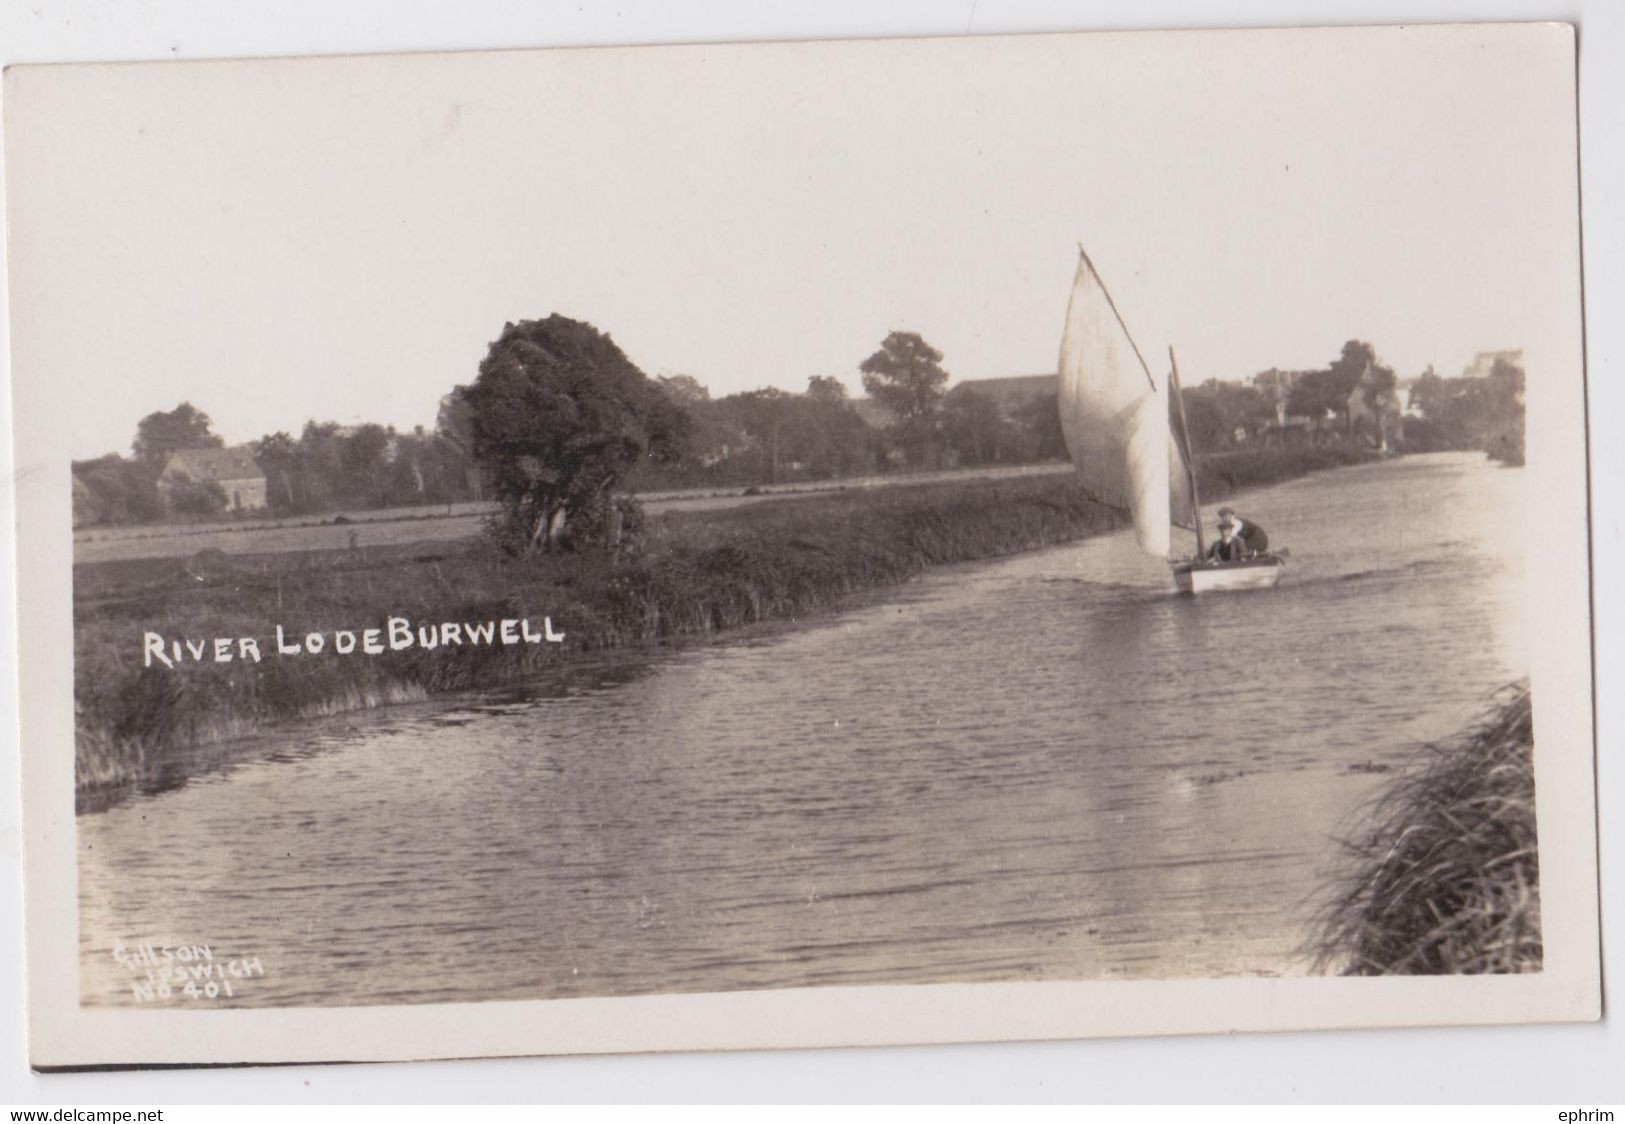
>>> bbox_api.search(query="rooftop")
[163,445,264,482]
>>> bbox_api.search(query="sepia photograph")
[4,19,1600,1069]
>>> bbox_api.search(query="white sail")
[1057,248,1195,557]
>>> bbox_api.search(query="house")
[160,445,268,512]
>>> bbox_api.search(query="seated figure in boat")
[1215,507,1268,555]
[1207,514,1251,562]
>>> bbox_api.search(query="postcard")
[4,22,1598,1069]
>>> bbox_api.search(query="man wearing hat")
[1206,513,1248,562]
[1214,507,1268,557]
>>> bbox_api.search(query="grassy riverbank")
[74,444,1377,798]
[1314,682,1540,974]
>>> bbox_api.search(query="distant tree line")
[1402,357,1525,465]
[74,325,1068,529]
[1175,340,1524,466]
[1175,341,1402,451]
[70,322,1525,531]
[627,332,1066,492]
[637,374,876,489]
[251,423,473,514]
[72,402,480,526]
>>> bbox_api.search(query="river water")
[78,452,1528,1007]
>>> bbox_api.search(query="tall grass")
[1313,681,1540,975]
[1195,444,1378,500]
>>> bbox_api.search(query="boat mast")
[1167,347,1206,558]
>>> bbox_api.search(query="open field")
[73,445,1379,799]
[72,461,1077,565]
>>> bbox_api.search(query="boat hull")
[1170,555,1286,595]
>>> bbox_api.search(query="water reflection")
[78,454,1527,1006]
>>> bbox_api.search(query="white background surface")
[0,0,1619,1104]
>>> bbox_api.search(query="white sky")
[5,24,1579,459]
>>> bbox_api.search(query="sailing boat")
[1057,246,1286,595]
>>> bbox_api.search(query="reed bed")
[1195,444,1377,499]
[1313,681,1540,975]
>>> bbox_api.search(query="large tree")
[340,422,394,506]
[1177,378,1276,449]
[70,454,164,525]
[859,331,949,467]
[436,388,476,458]
[941,384,1014,466]
[800,379,871,477]
[806,375,849,405]
[1012,392,1068,462]
[133,402,223,466]
[1405,358,1524,463]
[253,431,303,510]
[704,384,871,484]
[464,315,689,552]
[657,373,711,406]
[725,388,798,483]
[435,388,485,501]
[293,420,347,510]
[1340,340,1396,416]
[1180,393,1231,453]
[1285,340,1392,436]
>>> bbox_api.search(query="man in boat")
[1215,507,1269,556]
[1206,514,1251,563]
